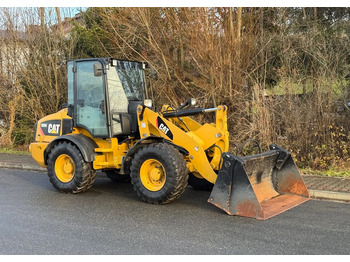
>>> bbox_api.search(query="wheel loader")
[29,57,310,220]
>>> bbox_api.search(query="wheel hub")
[140,159,166,191]
[150,167,161,181]
[55,154,75,183]
[63,161,74,174]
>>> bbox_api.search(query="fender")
[44,134,99,165]
[120,136,189,174]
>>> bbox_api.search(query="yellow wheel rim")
[55,154,75,183]
[140,159,166,191]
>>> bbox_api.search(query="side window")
[107,66,129,135]
[75,61,108,137]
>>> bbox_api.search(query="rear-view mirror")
[93,62,103,77]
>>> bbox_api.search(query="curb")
[0,162,46,172]
[309,189,350,202]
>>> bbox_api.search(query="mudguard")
[44,134,99,164]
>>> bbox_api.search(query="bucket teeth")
[208,145,310,220]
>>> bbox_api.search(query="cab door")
[67,60,109,137]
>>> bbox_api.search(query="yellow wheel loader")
[29,58,310,220]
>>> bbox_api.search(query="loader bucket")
[208,144,310,220]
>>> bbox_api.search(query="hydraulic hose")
[162,107,218,118]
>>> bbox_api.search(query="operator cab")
[67,58,146,139]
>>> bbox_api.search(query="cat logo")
[156,116,173,140]
[48,124,60,134]
[40,120,61,136]
[159,123,170,135]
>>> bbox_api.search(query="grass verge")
[0,148,31,155]
[301,167,350,178]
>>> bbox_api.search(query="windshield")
[115,60,144,101]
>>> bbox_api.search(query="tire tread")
[130,143,188,204]
[47,141,96,193]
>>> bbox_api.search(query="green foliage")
[72,9,108,58]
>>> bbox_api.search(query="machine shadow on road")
[90,174,223,215]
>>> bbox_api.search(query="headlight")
[190,98,197,106]
[144,99,152,108]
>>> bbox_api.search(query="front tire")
[130,143,188,204]
[47,142,96,193]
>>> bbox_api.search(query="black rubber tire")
[130,143,188,204]
[188,173,214,191]
[47,141,96,193]
[105,170,131,183]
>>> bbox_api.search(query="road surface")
[0,168,349,255]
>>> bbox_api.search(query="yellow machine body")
[29,57,309,220]
[30,105,229,184]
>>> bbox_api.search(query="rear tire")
[47,142,96,193]
[130,143,188,204]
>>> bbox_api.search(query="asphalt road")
[0,168,350,255]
